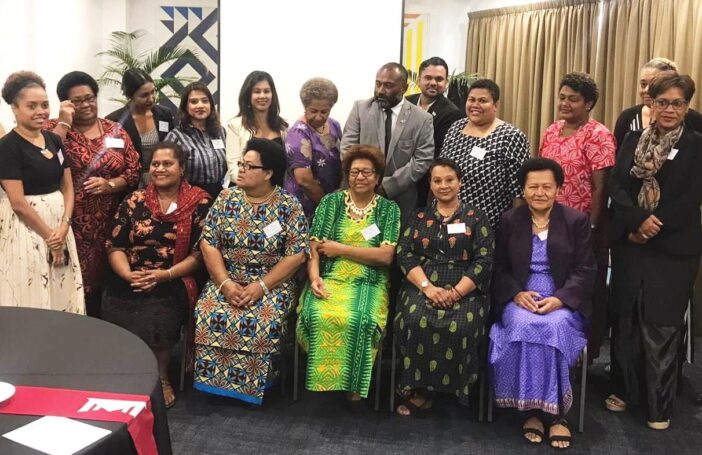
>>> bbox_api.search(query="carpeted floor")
[166,339,702,454]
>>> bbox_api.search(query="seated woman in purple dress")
[284,78,342,218]
[488,158,596,450]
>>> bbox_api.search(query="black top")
[406,93,464,154]
[613,104,702,152]
[105,104,175,156]
[0,130,70,195]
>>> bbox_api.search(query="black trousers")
[610,290,683,422]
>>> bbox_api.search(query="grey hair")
[642,57,678,72]
[299,77,338,107]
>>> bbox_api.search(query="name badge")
[165,202,178,215]
[158,121,170,133]
[105,137,125,149]
[469,146,488,160]
[264,220,283,238]
[361,223,381,241]
[667,148,679,160]
[57,149,65,165]
[447,222,466,235]
[211,139,225,149]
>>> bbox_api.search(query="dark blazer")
[613,104,702,152]
[105,104,175,157]
[491,203,597,319]
[406,93,464,155]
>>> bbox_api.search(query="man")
[341,62,434,219]
[406,57,465,206]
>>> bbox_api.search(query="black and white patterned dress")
[440,119,530,228]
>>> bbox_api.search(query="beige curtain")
[466,0,702,152]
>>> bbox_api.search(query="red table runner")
[0,385,157,455]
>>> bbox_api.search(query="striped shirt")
[165,126,227,185]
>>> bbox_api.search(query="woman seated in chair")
[488,158,596,450]
[393,157,494,416]
[296,145,400,404]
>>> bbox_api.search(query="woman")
[297,145,400,402]
[194,138,308,405]
[225,71,288,185]
[0,71,84,313]
[613,58,702,149]
[106,68,175,186]
[607,73,702,430]
[440,79,529,230]
[489,158,596,450]
[102,141,211,408]
[45,71,141,317]
[284,77,342,219]
[393,158,493,415]
[165,82,227,199]
[539,72,615,359]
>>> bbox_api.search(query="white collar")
[388,98,404,116]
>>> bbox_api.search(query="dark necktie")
[384,107,393,154]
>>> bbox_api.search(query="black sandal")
[548,419,572,450]
[522,416,544,444]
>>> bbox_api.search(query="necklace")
[531,216,550,230]
[244,187,276,205]
[314,123,326,135]
[347,192,376,218]
[15,128,53,159]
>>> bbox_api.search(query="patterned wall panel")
[403,13,428,96]
[157,3,219,111]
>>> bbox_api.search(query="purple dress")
[284,119,342,218]
[488,233,586,415]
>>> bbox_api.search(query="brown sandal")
[160,377,176,409]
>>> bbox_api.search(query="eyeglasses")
[237,161,266,171]
[348,168,376,178]
[653,98,688,110]
[69,95,97,106]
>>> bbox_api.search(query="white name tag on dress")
[158,121,170,133]
[211,139,225,149]
[105,137,124,149]
[361,223,381,240]
[469,146,488,160]
[447,222,466,234]
[667,148,679,160]
[263,220,283,238]
[57,149,64,165]
[166,202,178,214]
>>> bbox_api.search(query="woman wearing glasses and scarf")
[607,72,702,430]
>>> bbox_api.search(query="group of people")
[0,54,701,450]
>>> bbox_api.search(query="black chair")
[294,328,386,411]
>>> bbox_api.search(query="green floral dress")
[394,203,494,405]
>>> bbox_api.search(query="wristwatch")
[420,279,429,292]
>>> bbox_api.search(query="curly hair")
[150,141,188,174]
[342,145,386,178]
[2,71,45,104]
[468,78,501,103]
[56,71,99,101]
[299,78,338,107]
[560,72,599,108]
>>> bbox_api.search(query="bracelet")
[61,216,72,225]
[452,287,464,299]
[217,278,233,294]
[57,121,72,130]
[258,278,269,294]
[167,268,173,280]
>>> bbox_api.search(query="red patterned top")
[539,119,615,214]
[46,118,141,294]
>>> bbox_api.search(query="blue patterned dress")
[193,186,309,404]
[488,233,586,415]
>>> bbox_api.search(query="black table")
[0,308,172,454]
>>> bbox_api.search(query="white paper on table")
[3,416,111,455]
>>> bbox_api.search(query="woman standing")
[46,71,141,317]
[607,73,702,430]
[106,68,175,186]
[297,145,400,402]
[394,158,493,415]
[103,142,211,408]
[539,72,615,359]
[225,71,288,185]
[0,71,84,313]
[284,78,342,219]
[165,82,227,199]
[440,79,530,230]
[194,138,308,405]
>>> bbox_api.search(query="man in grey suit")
[341,62,434,219]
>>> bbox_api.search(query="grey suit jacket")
[341,98,434,218]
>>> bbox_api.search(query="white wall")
[219,0,404,128]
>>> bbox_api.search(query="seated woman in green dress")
[297,145,401,403]
[393,157,494,416]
